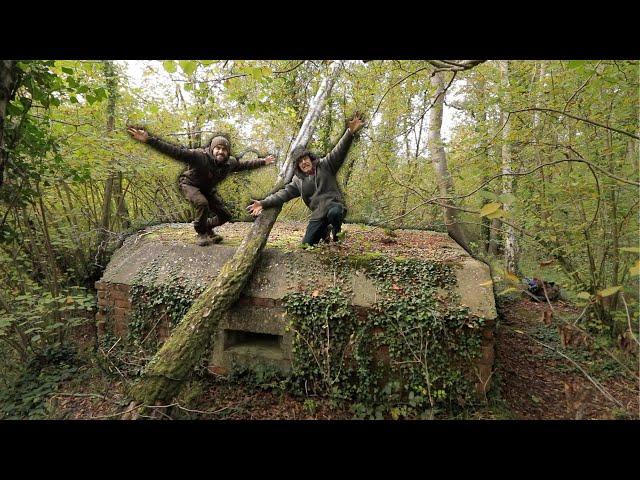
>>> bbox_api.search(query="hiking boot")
[196,232,212,246]
[323,225,332,244]
[207,229,223,244]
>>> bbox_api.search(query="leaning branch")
[511,107,639,140]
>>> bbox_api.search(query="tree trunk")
[97,61,130,265]
[428,71,470,253]
[400,91,427,222]
[474,75,492,253]
[0,60,16,188]
[279,61,343,183]
[128,62,343,411]
[499,61,519,275]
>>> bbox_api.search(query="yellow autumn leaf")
[597,286,623,298]
[480,202,501,217]
[629,260,640,277]
[486,208,506,219]
[478,280,493,287]
[504,271,519,284]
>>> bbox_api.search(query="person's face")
[212,144,229,164]
[298,156,314,174]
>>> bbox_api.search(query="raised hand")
[127,126,149,143]
[264,154,276,165]
[246,200,263,217]
[347,111,365,134]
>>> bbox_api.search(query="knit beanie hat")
[209,136,231,149]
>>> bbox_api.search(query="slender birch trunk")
[499,61,519,274]
[428,71,470,252]
[127,62,343,411]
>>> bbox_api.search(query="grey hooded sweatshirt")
[260,128,355,220]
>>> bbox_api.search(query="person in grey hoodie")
[247,112,364,245]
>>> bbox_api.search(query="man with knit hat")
[127,126,275,245]
[247,112,364,246]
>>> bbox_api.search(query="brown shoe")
[196,232,212,246]
[207,229,223,244]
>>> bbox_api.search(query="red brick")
[97,301,111,310]
[113,284,130,294]
[115,298,131,309]
[114,317,127,337]
[479,344,494,365]
[482,329,494,340]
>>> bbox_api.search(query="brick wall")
[95,281,132,338]
[94,281,495,397]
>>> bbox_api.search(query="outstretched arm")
[127,126,209,168]
[324,112,365,174]
[233,154,276,172]
[247,181,301,216]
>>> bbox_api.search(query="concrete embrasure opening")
[223,330,284,360]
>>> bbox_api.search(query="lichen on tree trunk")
[129,204,283,405]
[127,62,343,412]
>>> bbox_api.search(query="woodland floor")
[42,297,639,421]
[9,223,637,420]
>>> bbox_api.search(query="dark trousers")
[179,182,232,234]
[302,203,346,245]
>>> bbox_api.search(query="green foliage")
[1,59,637,415]
[126,267,205,357]
[0,343,80,419]
[283,255,484,419]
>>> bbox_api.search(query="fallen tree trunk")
[127,61,343,413]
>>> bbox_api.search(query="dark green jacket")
[146,135,267,191]
[260,128,355,220]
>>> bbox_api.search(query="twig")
[510,107,639,140]
[620,294,640,346]
[512,328,625,409]
[51,392,109,400]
